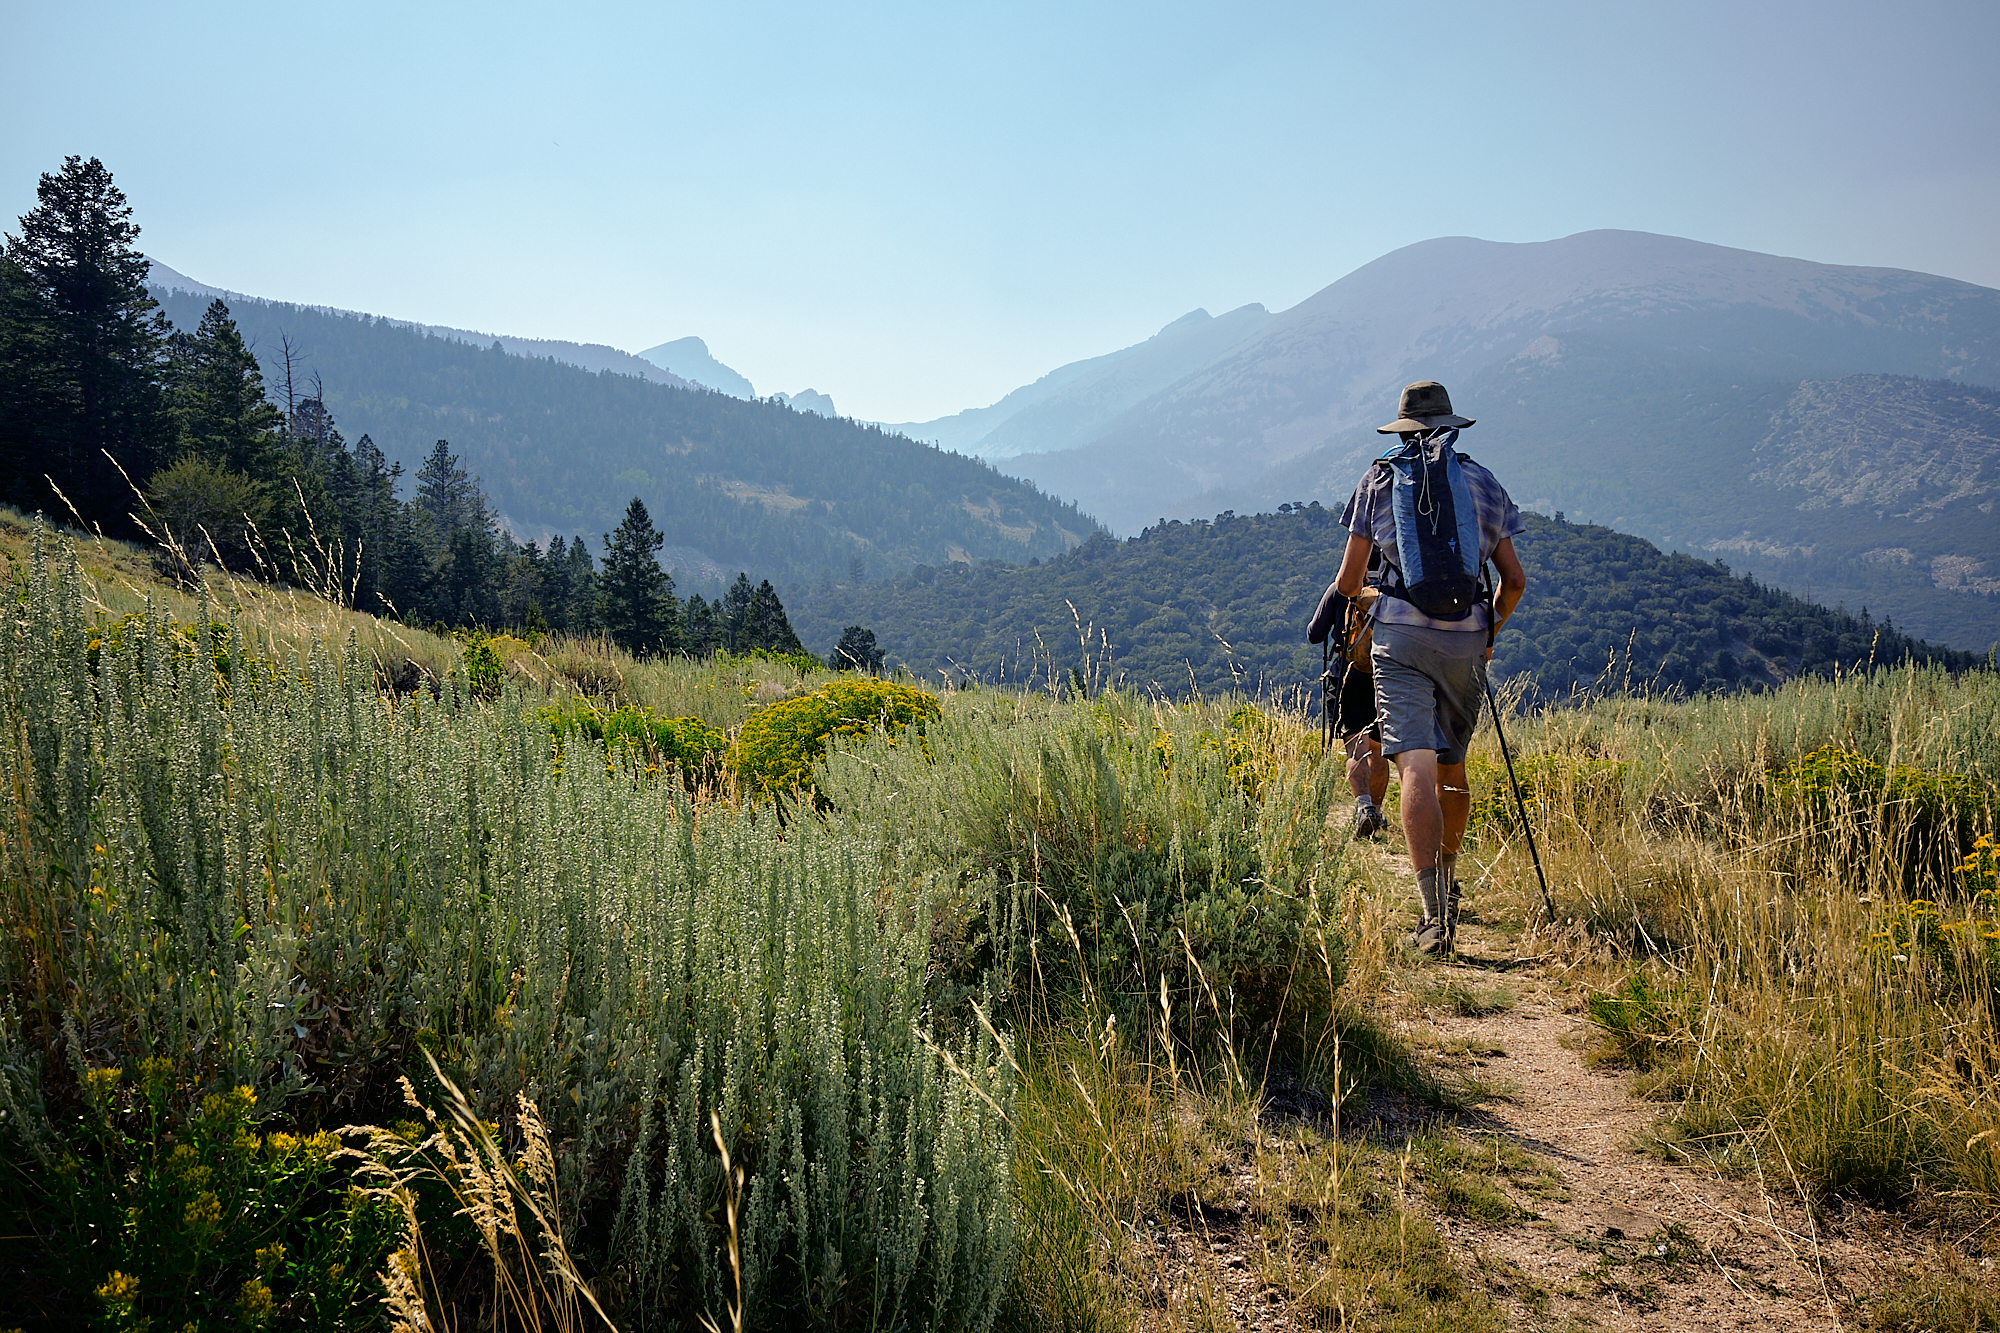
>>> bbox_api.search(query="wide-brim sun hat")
[1378,380,1475,433]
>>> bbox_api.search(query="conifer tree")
[565,537,598,632]
[541,535,575,630]
[2,156,172,523]
[430,525,501,627]
[683,593,720,657]
[501,540,547,627]
[599,497,679,656]
[370,504,432,621]
[168,300,283,479]
[832,625,885,673]
[720,573,755,653]
[741,579,807,656]
[349,435,411,614]
[0,255,55,510]
[552,535,598,633]
[413,439,489,542]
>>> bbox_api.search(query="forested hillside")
[149,288,1094,588]
[790,507,1975,700]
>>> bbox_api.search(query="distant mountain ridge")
[786,507,1971,701]
[998,231,2000,534]
[881,303,1270,457]
[885,230,1998,650]
[637,336,756,397]
[1205,356,2000,650]
[774,389,836,417]
[147,260,694,389]
[146,283,1094,589]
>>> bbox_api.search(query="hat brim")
[1376,413,1475,434]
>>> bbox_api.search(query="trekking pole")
[1483,675,1559,927]
[1320,638,1335,753]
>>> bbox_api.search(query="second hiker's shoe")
[1352,802,1389,840]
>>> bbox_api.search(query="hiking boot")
[1352,801,1389,840]
[1408,916,1448,956]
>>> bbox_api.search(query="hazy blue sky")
[4,0,1996,421]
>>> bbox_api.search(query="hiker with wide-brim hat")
[1375,378,1476,433]
[1314,380,1527,956]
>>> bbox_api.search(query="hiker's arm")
[1306,581,1343,644]
[1333,534,1373,597]
[1490,537,1526,631]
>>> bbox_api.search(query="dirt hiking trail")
[1129,851,1950,1332]
[1413,912,1925,1331]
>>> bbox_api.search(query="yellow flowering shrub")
[731,677,940,800]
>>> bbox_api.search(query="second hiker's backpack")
[1378,430,1484,621]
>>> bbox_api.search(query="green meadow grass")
[1,520,1997,1330]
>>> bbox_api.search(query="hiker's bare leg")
[1438,760,1469,855]
[1345,734,1387,806]
[1395,749,1443,872]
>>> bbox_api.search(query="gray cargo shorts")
[1370,621,1487,766]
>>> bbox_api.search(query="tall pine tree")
[167,300,283,478]
[719,573,755,653]
[412,440,490,543]
[683,594,721,657]
[599,497,679,656]
[1,156,172,526]
[741,579,807,656]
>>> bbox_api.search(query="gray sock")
[1416,867,1442,924]
[1439,853,1460,924]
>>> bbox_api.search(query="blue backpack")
[1377,429,1484,621]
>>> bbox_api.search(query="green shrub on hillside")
[1768,744,1994,886]
[817,692,1350,1046]
[460,634,504,700]
[536,697,728,781]
[719,645,823,674]
[1871,888,2000,1009]
[732,676,940,799]
[83,609,268,691]
[1775,744,1991,837]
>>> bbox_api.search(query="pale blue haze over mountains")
[148,261,693,389]
[881,305,1271,458]
[8,1,1996,423]
[30,0,1996,649]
